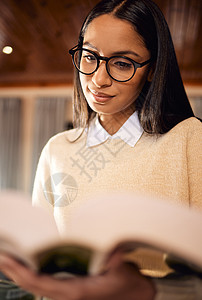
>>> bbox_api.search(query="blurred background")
[0,0,201,193]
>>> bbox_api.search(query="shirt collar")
[86,111,143,147]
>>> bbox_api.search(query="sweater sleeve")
[32,141,54,216]
[187,118,202,210]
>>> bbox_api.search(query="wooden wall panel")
[0,0,201,86]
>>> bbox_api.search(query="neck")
[99,107,135,135]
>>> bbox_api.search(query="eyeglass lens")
[73,49,135,81]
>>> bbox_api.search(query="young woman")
[0,0,201,299]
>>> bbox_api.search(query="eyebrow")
[83,42,142,58]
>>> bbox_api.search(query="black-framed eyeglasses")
[69,45,151,82]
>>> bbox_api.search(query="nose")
[91,62,112,88]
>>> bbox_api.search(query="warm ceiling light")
[2,46,13,54]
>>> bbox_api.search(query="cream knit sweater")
[32,117,202,277]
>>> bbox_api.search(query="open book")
[0,190,202,277]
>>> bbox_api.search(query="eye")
[111,58,133,70]
[82,52,96,63]
[116,62,132,69]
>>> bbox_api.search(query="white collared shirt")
[86,111,144,147]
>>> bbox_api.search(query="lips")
[89,89,114,103]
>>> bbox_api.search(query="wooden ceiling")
[0,0,201,86]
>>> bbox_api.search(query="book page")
[0,191,60,257]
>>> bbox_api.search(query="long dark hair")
[72,0,194,134]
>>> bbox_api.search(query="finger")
[0,254,56,297]
[0,254,83,300]
[104,248,126,271]
[0,254,33,280]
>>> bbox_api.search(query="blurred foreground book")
[0,190,202,278]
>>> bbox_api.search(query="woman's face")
[80,14,152,117]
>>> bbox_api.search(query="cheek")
[117,75,148,107]
[79,74,85,91]
[79,74,90,92]
[127,70,149,96]
[120,80,144,101]
[79,74,93,108]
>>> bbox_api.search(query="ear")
[147,64,155,82]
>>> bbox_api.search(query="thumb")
[105,249,125,270]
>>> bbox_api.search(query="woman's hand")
[0,252,156,300]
